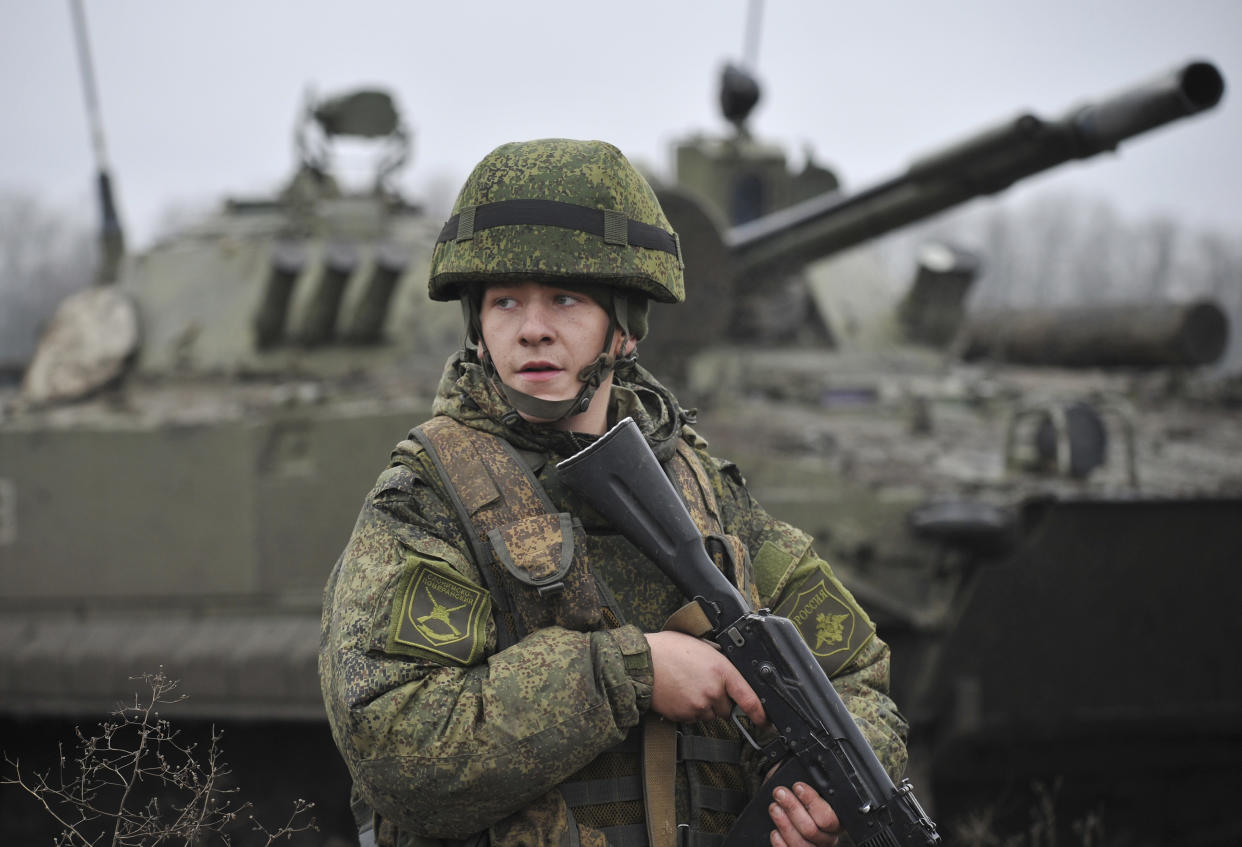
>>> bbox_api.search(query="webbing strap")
[599,823,650,847]
[672,440,761,611]
[642,715,678,847]
[689,783,747,815]
[410,423,517,652]
[437,198,680,258]
[662,601,713,638]
[646,443,751,847]
[682,830,725,847]
[558,776,644,807]
[410,424,490,565]
[677,734,742,765]
[666,440,718,538]
[413,416,560,649]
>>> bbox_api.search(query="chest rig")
[412,416,760,847]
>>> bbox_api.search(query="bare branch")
[2,670,316,846]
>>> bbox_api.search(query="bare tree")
[0,190,95,370]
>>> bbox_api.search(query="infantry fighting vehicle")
[647,61,1239,845]
[0,60,1234,845]
[0,87,457,843]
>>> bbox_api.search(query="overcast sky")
[2,0,1238,249]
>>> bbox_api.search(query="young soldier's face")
[478,281,616,422]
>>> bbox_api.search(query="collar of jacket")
[430,350,689,463]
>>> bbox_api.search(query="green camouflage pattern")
[488,790,606,847]
[319,351,908,843]
[419,400,760,843]
[417,415,605,638]
[490,512,575,585]
[428,139,684,305]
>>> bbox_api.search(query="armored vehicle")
[648,61,1239,845]
[0,87,457,844]
[0,59,1234,845]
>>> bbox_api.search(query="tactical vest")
[409,416,761,847]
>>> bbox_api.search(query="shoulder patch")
[772,568,874,678]
[387,558,490,666]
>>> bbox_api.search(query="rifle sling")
[642,714,678,847]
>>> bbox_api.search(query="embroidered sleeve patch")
[387,559,490,666]
[772,569,874,678]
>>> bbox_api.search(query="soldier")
[319,139,908,847]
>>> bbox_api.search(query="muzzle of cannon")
[645,61,1225,372]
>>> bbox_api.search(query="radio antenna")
[742,0,764,72]
[68,0,125,283]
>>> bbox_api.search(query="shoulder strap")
[667,437,721,535]
[413,416,557,650]
[417,416,557,520]
[666,438,759,608]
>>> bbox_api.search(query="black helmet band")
[437,199,682,263]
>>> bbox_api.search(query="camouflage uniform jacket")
[320,353,909,845]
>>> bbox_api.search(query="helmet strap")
[460,295,482,351]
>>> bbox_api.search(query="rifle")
[557,418,940,846]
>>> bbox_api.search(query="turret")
[20,87,460,406]
[645,61,1226,372]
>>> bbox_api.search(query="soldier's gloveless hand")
[769,781,841,847]
[646,632,841,845]
[644,631,767,726]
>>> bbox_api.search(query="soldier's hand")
[644,631,766,726]
[769,781,841,847]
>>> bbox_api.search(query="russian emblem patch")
[388,560,489,666]
[773,570,874,677]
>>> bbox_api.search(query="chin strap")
[485,293,635,425]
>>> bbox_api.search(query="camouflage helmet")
[428,139,685,306]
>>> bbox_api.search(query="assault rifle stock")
[557,417,940,847]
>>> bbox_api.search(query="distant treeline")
[0,190,94,371]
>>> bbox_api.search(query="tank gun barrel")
[727,60,1225,282]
